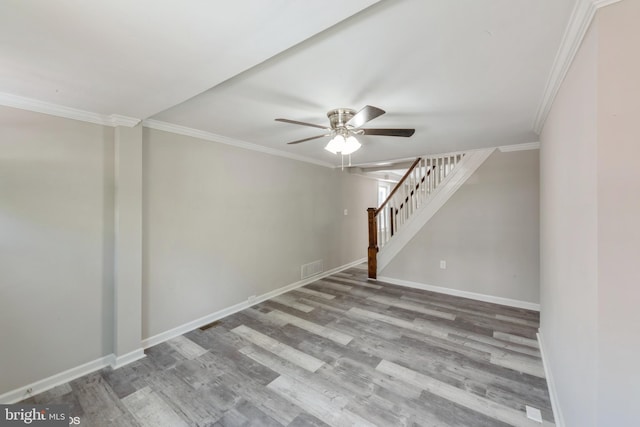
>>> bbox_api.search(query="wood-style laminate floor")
[23,265,554,426]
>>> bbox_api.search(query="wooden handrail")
[393,166,435,214]
[375,157,421,216]
[367,153,464,279]
[368,156,421,279]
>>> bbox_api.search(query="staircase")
[367,148,495,278]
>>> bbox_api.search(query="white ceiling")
[1,0,577,167]
[0,0,379,118]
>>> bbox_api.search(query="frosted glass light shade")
[324,134,345,154]
[324,134,360,155]
[342,136,361,155]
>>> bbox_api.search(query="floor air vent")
[301,260,323,279]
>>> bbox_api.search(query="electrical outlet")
[247,295,256,303]
[344,209,348,216]
[440,260,446,269]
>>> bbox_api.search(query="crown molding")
[0,92,141,127]
[533,0,622,134]
[0,92,112,126]
[498,141,540,152]
[592,0,623,7]
[0,91,335,168]
[143,119,335,168]
[108,114,141,127]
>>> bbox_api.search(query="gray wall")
[0,106,115,393]
[540,1,640,425]
[540,21,599,427]
[142,128,376,338]
[380,149,540,304]
[0,107,376,397]
[596,2,640,424]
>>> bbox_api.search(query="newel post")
[367,208,378,279]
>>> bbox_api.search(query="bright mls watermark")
[0,405,80,426]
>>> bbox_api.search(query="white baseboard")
[141,258,366,349]
[0,355,113,404]
[0,349,146,404]
[110,348,146,370]
[537,331,565,427]
[377,276,541,311]
[0,258,364,405]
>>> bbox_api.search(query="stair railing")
[367,152,465,278]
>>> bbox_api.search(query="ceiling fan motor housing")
[279,105,413,145]
[327,108,356,130]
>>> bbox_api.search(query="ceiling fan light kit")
[324,133,361,155]
[275,105,415,168]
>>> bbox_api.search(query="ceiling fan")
[275,105,415,157]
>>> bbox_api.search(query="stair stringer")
[376,147,496,273]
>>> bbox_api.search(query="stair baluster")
[367,152,466,278]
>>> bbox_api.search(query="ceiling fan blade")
[287,134,329,145]
[275,118,329,130]
[361,128,415,137]
[347,105,386,128]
